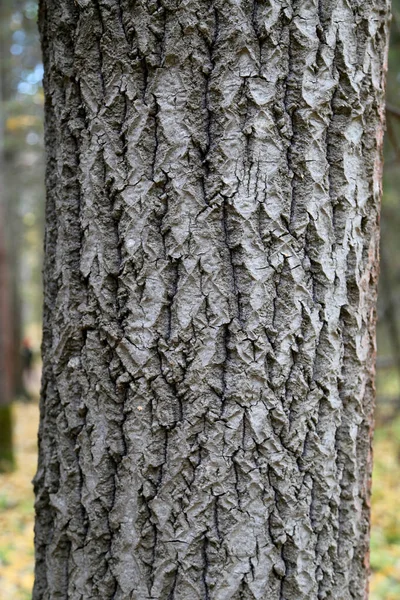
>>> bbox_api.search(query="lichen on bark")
[34,1,390,599]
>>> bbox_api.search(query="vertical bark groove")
[35,1,390,599]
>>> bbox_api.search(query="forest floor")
[0,402,37,600]
[0,402,399,600]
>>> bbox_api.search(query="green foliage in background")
[370,413,400,600]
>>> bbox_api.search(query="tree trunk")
[0,209,14,471]
[0,178,14,472]
[34,1,390,599]
[0,1,15,472]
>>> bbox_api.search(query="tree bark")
[34,1,390,599]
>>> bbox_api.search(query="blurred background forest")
[0,2,400,599]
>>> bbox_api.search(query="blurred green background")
[1,2,400,599]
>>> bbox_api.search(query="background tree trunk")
[0,199,14,471]
[34,1,390,599]
[0,0,15,472]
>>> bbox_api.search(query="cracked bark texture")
[34,1,390,599]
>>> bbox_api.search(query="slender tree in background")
[0,162,14,472]
[1,0,23,402]
[1,1,46,404]
[0,0,41,413]
[0,0,15,472]
[34,1,390,599]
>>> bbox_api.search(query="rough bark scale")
[35,1,390,598]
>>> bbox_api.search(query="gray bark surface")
[34,1,390,599]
